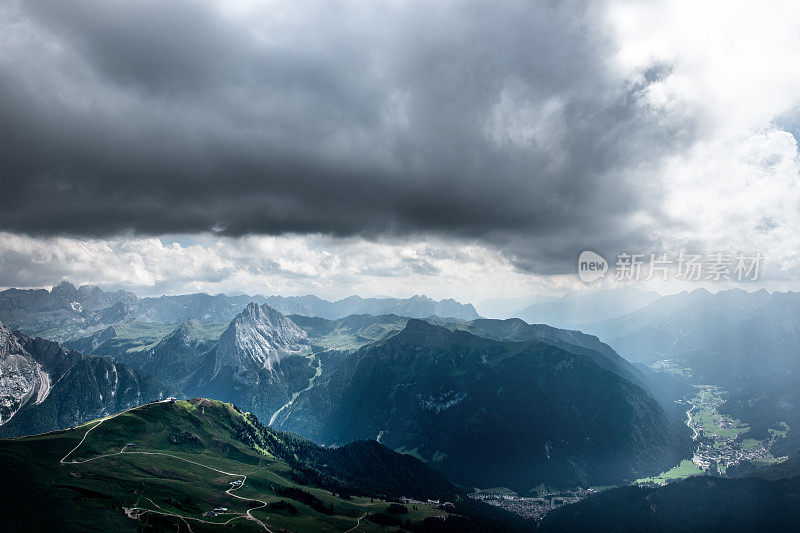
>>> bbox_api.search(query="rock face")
[0,322,81,425]
[187,303,314,422]
[59,304,314,424]
[0,323,37,424]
[0,321,170,438]
[212,303,309,377]
[0,282,138,342]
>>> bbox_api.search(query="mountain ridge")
[0,284,481,340]
[274,319,691,490]
[0,322,172,438]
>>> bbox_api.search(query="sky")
[2,0,800,303]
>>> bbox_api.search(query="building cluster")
[469,488,597,521]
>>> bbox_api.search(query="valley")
[636,381,789,485]
[269,354,323,427]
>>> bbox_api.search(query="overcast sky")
[2,0,800,302]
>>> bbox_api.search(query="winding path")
[344,512,368,533]
[60,407,274,532]
[60,416,112,464]
[59,399,378,531]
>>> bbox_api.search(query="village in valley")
[636,384,789,485]
[469,487,600,521]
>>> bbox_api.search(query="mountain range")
[12,284,799,528]
[266,294,482,321]
[0,296,695,495]
[273,319,690,490]
[0,281,481,341]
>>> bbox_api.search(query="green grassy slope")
[289,314,409,351]
[0,398,527,532]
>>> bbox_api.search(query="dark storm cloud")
[0,0,695,274]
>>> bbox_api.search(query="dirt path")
[60,405,275,532]
[344,512,367,533]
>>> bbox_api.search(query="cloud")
[0,232,563,302]
[0,0,696,274]
[608,0,800,277]
[2,0,800,285]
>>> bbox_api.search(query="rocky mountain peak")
[212,303,309,376]
[50,281,78,298]
[0,321,20,356]
[77,284,101,295]
[240,301,262,317]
